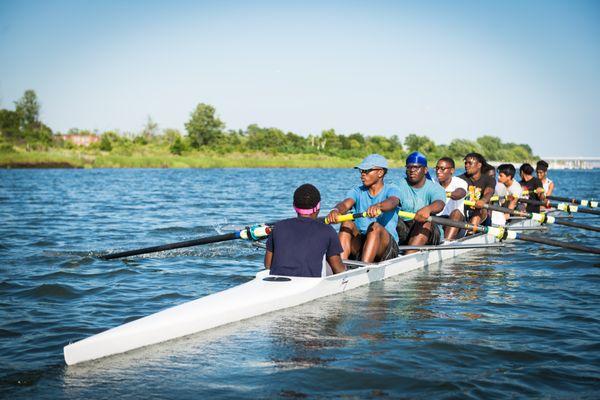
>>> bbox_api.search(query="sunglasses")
[435,166,451,171]
[406,165,424,171]
[359,168,382,174]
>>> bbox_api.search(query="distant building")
[540,157,600,170]
[58,134,100,147]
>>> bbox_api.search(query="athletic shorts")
[353,229,399,262]
[396,219,442,246]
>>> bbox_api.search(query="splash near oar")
[397,211,600,255]
[463,200,600,233]
[101,225,271,260]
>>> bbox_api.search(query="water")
[0,168,598,399]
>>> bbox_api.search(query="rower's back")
[266,217,343,277]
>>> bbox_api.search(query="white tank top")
[542,178,553,194]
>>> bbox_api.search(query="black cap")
[293,184,321,209]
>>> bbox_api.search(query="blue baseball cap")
[355,154,388,170]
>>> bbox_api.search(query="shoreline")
[1,150,596,169]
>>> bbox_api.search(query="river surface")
[0,168,598,399]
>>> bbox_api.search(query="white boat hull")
[64,216,544,365]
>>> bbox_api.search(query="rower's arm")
[326,254,346,274]
[327,198,355,224]
[264,250,272,269]
[450,188,467,200]
[428,199,445,214]
[379,195,400,211]
[414,200,445,222]
[481,186,495,203]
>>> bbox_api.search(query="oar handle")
[324,210,382,224]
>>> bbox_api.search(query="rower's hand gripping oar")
[100,225,272,260]
[323,210,381,224]
[463,200,600,233]
[397,210,600,255]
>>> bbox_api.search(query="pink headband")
[294,202,321,215]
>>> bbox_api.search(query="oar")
[518,198,600,216]
[323,211,379,224]
[464,200,600,233]
[521,191,598,208]
[397,211,600,255]
[101,225,272,260]
[547,195,598,208]
[102,212,370,260]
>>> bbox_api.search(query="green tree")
[476,135,503,160]
[404,134,436,154]
[14,90,40,129]
[448,139,481,160]
[185,103,225,148]
[99,134,112,151]
[163,128,182,145]
[0,109,21,140]
[170,136,185,155]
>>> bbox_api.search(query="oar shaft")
[516,233,600,255]
[547,196,598,208]
[518,198,600,216]
[101,232,240,260]
[554,219,600,233]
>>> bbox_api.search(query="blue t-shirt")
[397,178,446,235]
[346,183,401,242]
[266,217,344,278]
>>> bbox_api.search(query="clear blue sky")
[1,0,599,157]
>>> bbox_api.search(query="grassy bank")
[0,147,407,168]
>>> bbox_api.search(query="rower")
[265,184,346,277]
[326,154,401,263]
[396,152,446,253]
[434,157,468,240]
[459,152,496,226]
[519,163,546,213]
[536,160,555,196]
[491,163,523,226]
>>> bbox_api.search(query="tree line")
[0,90,536,162]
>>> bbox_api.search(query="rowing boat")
[63,212,557,365]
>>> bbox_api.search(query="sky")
[1,0,599,157]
